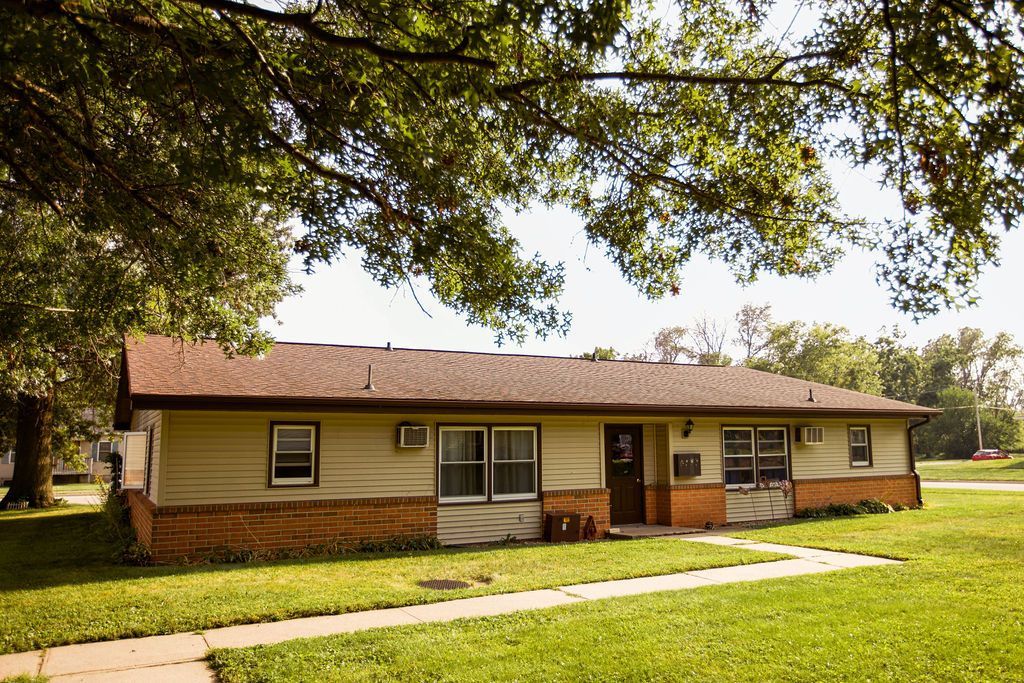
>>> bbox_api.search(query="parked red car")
[971,449,1013,461]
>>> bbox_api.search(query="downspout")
[907,416,931,506]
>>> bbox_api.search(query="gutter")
[907,416,932,505]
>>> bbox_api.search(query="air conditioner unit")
[397,424,429,448]
[797,426,825,445]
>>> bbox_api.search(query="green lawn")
[0,506,782,654]
[210,489,1024,682]
[0,482,104,497]
[917,457,1024,481]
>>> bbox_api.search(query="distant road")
[61,494,102,506]
[921,481,1024,492]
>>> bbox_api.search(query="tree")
[875,327,926,404]
[683,315,732,366]
[0,193,293,507]
[3,0,1024,346]
[748,322,883,394]
[733,304,773,363]
[578,347,619,361]
[915,387,1024,458]
[921,329,1023,407]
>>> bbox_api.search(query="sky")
[259,3,1023,359]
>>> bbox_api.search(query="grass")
[209,489,1024,682]
[0,506,783,654]
[917,457,1024,481]
[0,482,104,496]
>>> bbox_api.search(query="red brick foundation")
[542,488,611,539]
[127,495,438,563]
[125,490,154,548]
[794,474,919,511]
[651,483,727,529]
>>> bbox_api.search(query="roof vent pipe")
[807,388,816,403]
[364,364,376,391]
[386,341,393,351]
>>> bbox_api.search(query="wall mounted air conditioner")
[397,423,429,448]
[796,426,825,445]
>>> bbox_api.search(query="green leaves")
[2,0,1023,352]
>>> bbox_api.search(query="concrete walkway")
[0,536,900,682]
[922,480,1024,492]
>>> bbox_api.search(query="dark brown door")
[605,424,644,525]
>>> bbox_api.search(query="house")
[114,335,940,562]
[0,441,112,487]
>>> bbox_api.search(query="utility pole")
[974,388,984,451]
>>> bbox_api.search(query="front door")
[605,424,645,525]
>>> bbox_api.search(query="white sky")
[260,2,1023,358]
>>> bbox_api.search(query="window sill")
[850,463,873,468]
[268,481,318,488]
[439,497,540,506]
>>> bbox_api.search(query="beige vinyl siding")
[726,489,795,523]
[676,417,910,484]
[540,420,602,490]
[666,419,723,485]
[130,409,162,503]
[789,419,909,479]
[642,424,657,486]
[156,410,910,507]
[436,500,543,544]
[162,411,435,505]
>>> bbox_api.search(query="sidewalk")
[921,480,1024,492]
[0,536,901,682]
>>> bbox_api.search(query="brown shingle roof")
[120,335,939,419]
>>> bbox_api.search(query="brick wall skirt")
[542,488,611,539]
[125,490,154,548]
[127,495,438,563]
[794,474,919,511]
[650,483,727,529]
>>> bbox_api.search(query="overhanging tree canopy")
[3,0,1022,344]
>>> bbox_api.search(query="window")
[270,423,318,486]
[492,427,537,499]
[723,428,756,486]
[439,427,487,501]
[438,425,539,503]
[723,426,790,487]
[849,426,872,467]
[757,428,788,482]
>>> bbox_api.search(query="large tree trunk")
[1,389,56,508]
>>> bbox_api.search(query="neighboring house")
[0,442,112,486]
[115,334,940,563]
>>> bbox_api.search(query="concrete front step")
[607,524,707,539]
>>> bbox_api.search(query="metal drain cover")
[418,579,472,590]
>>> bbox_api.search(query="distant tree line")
[584,305,1024,458]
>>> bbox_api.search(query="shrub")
[797,498,902,518]
[96,484,151,565]
[858,498,896,514]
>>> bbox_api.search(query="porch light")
[683,419,695,438]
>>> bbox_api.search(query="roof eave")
[129,393,942,419]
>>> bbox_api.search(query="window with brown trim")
[848,425,872,467]
[438,424,539,504]
[269,422,320,487]
[722,426,790,487]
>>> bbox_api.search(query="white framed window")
[439,427,487,502]
[723,428,756,486]
[723,426,790,487]
[756,427,789,483]
[270,423,318,486]
[849,426,872,467]
[492,427,538,500]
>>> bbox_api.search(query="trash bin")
[544,511,580,542]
